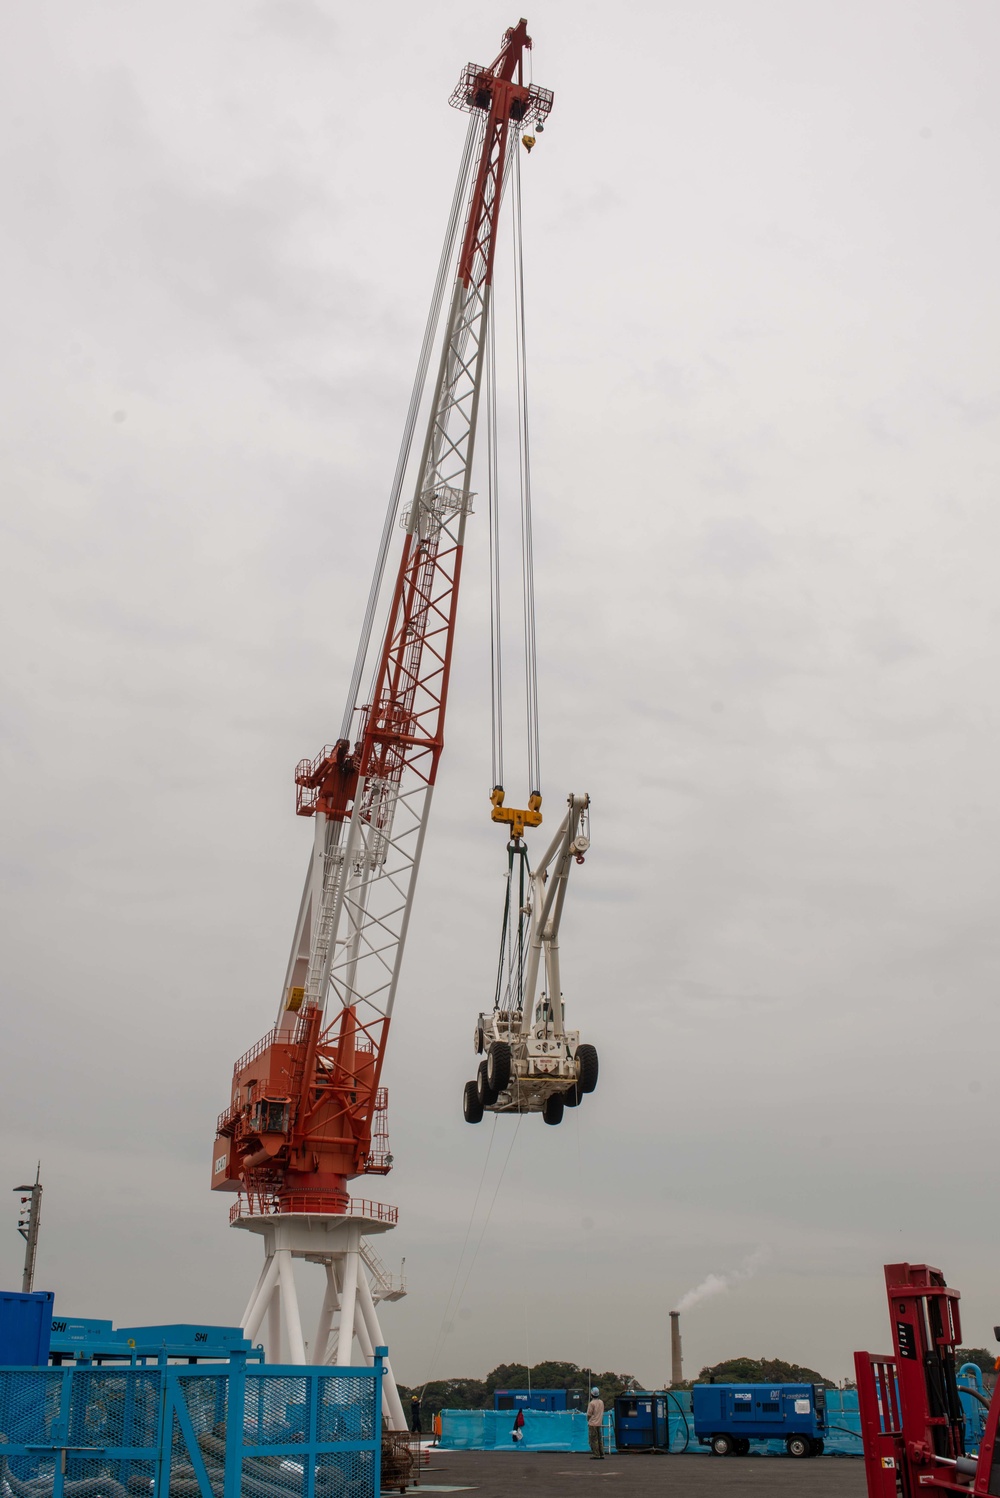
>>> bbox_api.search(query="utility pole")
[14,1164,42,1293]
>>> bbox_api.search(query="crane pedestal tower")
[233,1203,406,1429]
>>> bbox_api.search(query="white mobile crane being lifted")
[465,795,598,1126]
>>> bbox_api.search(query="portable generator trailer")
[855,1261,1000,1495]
[693,1381,827,1456]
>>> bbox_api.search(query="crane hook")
[521,134,536,153]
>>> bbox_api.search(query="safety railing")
[0,1354,385,1498]
[230,1195,398,1225]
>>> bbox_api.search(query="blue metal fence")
[0,1355,383,1498]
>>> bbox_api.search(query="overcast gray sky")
[2,0,1000,1388]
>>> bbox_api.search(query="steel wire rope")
[487,134,522,790]
[339,113,485,741]
[574,1104,598,1402]
[515,841,528,1013]
[420,1112,500,1397]
[421,1111,524,1395]
[493,848,513,1012]
[511,144,541,796]
[449,1112,524,1323]
[486,295,503,790]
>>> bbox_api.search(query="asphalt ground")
[409,1450,868,1496]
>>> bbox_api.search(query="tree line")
[398,1355,848,1421]
[401,1350,998,1417]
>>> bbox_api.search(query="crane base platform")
[232,1201,408,1430]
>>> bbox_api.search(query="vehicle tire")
[542,1092,564,1126]
[576,1043,599,1094]
[486,1041,512,1092]
[734,1438,750,1455]
[710,1434,732,1456]
[562,1083,581,1107]
[475,1025,485,1054]
[463,1081,483,1124]
[811,1439,824,1456]
[477,1061,498,1106]
[786,1436,810,1458]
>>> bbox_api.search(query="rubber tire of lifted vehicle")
[542,1092,564,1126]
[711,1435,733,1456]
[477,1060,498,1106]
[463,1080,484,1123]
[786,1436,811,1458]
[562,1083,581,1107]
[486,1041,512,1092]
[576,1043,599,1094]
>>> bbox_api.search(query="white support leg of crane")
[268,1281,282,1364]
[320,1258,402,1429]
[240,1254,273,1331]
[336,1226,361,1366]
[278,1250,307,1365]
[241,1252,279,1344]
[357,1263,408,1432]
[313,1261,338,1366]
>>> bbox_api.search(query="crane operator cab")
[463,793,599,1127]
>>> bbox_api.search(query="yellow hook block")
[490,785,542,839]
[521,134,536,153]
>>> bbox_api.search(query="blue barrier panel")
[441,1391,864,1460]
[439,1408,595,1452]
[0,1357,383,1498]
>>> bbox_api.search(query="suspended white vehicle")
[464,793,599,1126]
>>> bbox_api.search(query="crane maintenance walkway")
[420,1450,866,1495]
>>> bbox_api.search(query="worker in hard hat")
[410,1393,422,1435]
[586,1386,605,1460]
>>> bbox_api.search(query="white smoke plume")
[673,1247,770,1314]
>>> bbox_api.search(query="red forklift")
[856,1263,1000,1494]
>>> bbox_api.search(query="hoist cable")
[511,145,541,794]
[486,299,503,790]
[516,841,528,1013]
[339,114,484,741]
[493,843,514,1012]
[419,1112,499,1396]
[494,842,531,1013]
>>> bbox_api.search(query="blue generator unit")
[613,1393,670,1450]
[692,1382,827,1457]
[0,1290,54,1367]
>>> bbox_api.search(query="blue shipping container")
[494,1388,568,1411]
[693,1382,827,1456]
[0,1290,54,1368]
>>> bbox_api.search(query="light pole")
[14,1164,42,1294]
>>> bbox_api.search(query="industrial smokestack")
[669,1310,683,1386]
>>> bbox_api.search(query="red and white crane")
[210,21,554,1422]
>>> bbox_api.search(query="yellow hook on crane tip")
[521,134,536,153]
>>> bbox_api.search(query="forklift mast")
[855,1262,1000,1496]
